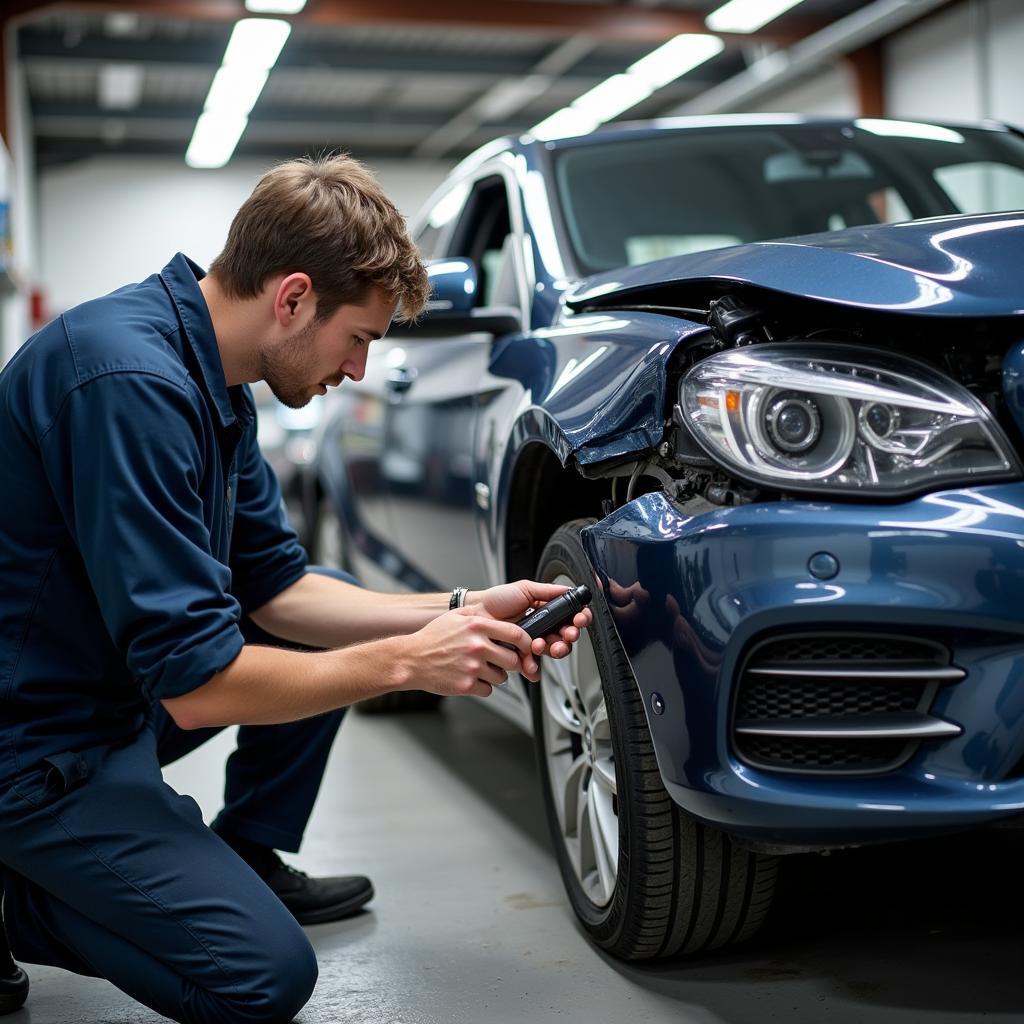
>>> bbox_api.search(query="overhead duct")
[668,0,953,115]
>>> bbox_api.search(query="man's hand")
[398,611,534,698]
[466,580,594,679]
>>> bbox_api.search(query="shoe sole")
[0,968,29,1016]
[292,885,374,926]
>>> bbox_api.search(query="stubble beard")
[260,320,319,409]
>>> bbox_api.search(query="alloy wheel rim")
[539,573,619,906]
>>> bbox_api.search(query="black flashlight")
[516,584,592,640]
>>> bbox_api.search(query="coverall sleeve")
[227,423,308,615]
[39,370,245,702]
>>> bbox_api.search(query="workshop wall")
[886,0,1024,123]
[732,0,1024,125]
[38,156,451,315]
[735,64,857,118]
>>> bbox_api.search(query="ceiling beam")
[34,134,439,166]
[11,0,826,44]
[18,29,533,76]
[31,99,461,128]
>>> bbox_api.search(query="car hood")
[568,211,1024,318]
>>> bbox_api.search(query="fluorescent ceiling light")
[531,107,599,142]
[186,111,250,168]
[530,31,724,141]
[628,34,725,90]
[103,12,140,36]
[855,118,965,144]
[245,0,307,11]
[186,16,289,166]
[204,65,270,116]
[222,18,292,70]
[706,0,806,34]
[571,74,653,121]
[98,64,144,110]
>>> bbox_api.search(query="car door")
[383,172,527,592]
[313,341,403,590]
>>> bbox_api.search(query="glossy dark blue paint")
[315,117,1024,847]
[489,313,707,466]
[1001,340,1024,439]
[582,486,1024,843]
[570,211,1024,318]
[424,258,477,314]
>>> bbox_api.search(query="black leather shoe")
[256,858,374,926]
[220,833,374,925]
[0,895,29,1016]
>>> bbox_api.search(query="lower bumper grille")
[732,632,964,775]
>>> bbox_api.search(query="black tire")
[531,519,777,959]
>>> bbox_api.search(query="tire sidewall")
[531,520,644,947]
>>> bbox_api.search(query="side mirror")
[390,257,522,338]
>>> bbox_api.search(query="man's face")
[261,287,396,409]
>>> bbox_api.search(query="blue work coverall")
[0,254,346,1023]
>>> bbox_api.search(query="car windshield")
[553,121,1024,274]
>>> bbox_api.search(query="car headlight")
[680,344,1020,496]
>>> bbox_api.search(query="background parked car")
[252,381,325,551]
[305,116,1024,959]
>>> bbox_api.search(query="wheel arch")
[503,442,609,584]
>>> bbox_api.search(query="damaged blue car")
[306,116,1024,959]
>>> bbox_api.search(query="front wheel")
[531,520,777,959]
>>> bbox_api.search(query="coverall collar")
[159,252,239,430]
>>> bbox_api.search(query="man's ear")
[272,273,315,329]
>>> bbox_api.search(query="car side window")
[447,175,519,310]
[415,181,471,260]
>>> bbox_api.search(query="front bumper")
[582,484,1024,847]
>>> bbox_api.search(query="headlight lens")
[681,344,1020,495]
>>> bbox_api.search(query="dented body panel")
[488,313,706,466]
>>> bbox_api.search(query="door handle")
[385,367,417,394]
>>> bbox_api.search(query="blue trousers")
[0,568,352,1024]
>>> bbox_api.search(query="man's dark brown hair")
[209,153,430,322]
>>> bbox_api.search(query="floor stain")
[504,892,563,910]
[744,961,804,982]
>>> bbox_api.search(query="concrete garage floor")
[13,698,1024,1024]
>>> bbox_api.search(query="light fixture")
[570,74,654,122]
[222,18,292,70]
[186,17,291,168]
[628,34,725,89]
[706,0,806,34]
[185,111,249,169]
[97,64,144,110]
[204,65,271,117]
[244,0,307,12]
[530,107,600,142]
[529,32,723,142]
